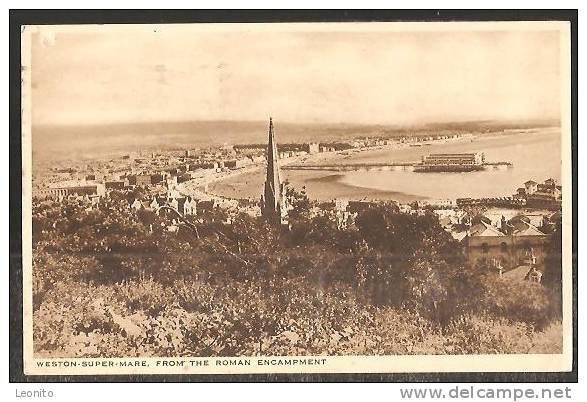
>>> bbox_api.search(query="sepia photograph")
[19,19,573,376]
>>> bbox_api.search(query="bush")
[415,314,535,354]
[32,252,98,310]
[31,198,563,357]
[112,279,176,316]
[527,321,563,353]
[473,275,555,329]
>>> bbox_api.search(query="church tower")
[261,117,283,223]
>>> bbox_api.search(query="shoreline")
[178,128,560,203]
[178,134,479,202]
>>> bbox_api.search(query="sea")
[32,121,563,203]
[210,127,562,202]
[329,128,562,201]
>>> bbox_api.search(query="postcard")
[20,20,573,375]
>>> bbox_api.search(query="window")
[500,242,508,253]
[481,243,489,254]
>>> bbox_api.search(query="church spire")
[262,117,282,222]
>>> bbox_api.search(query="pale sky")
[29,24,563,126]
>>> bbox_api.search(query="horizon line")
[32,116,562,129]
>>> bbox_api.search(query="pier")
[282,162,416,172]
[282,161,512,172]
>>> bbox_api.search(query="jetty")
[282,162,416,172]
[282,152,512,173]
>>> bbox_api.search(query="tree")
[287,214,345,248]
[285,185,311,221]
[542,222,563,317]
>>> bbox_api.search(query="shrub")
[476,276,554,329]
[528,321,563,354]
[112,279,175,316]
[31,199,563,357]
[32,252,99,310]
[415,315,534,354]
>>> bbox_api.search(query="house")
[544,178,557,188]
[421,153,484,166]
[105,180,126,191]
[168,198,179,211]
[451,231,468,243]
[455,210,471,226]
[303,143,320,154]
[526,266,543,283]
[465,216,549,272]
[524,180,538,195]
[177,173,191,184]
[177,197,197,215]
[131,198,153,211]
[438,216,452,229]
[150,173,164,185]
[166,176,181,198]
[250,155,266,164]
[469,220,504,237]
[130,199,142,210]
[166,175,178,186]
[526,179,562,209]
[523,213,545,228]
[150,196,167,210]
[80,194,100,207]
[224,158,250,169]
[127,174,153,187]
[197,199,218,213]
[48,180,106,198]
[505,215,544,236]
[166,225,179,233]
[428,199,456,208]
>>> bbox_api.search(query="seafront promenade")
[178,134,477,202]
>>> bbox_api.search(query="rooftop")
[49,180,102,189]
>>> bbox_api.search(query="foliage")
[31,195,563,357]
[33,279,562,358]
[542,222,563,316]
[285,185,312,221]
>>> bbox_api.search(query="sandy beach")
[194,128,560,203]
[178,134,473,202]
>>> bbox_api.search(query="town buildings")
[47,180,106,198]
[464,215,550,274]
[35,120,562,286]
[131,195,198,216]
[415,152,485,172]
[521,178,563,209]
[224,158,251,169]
[126,173,163,187]
[435,178,562,281]
[105,180,126,191]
